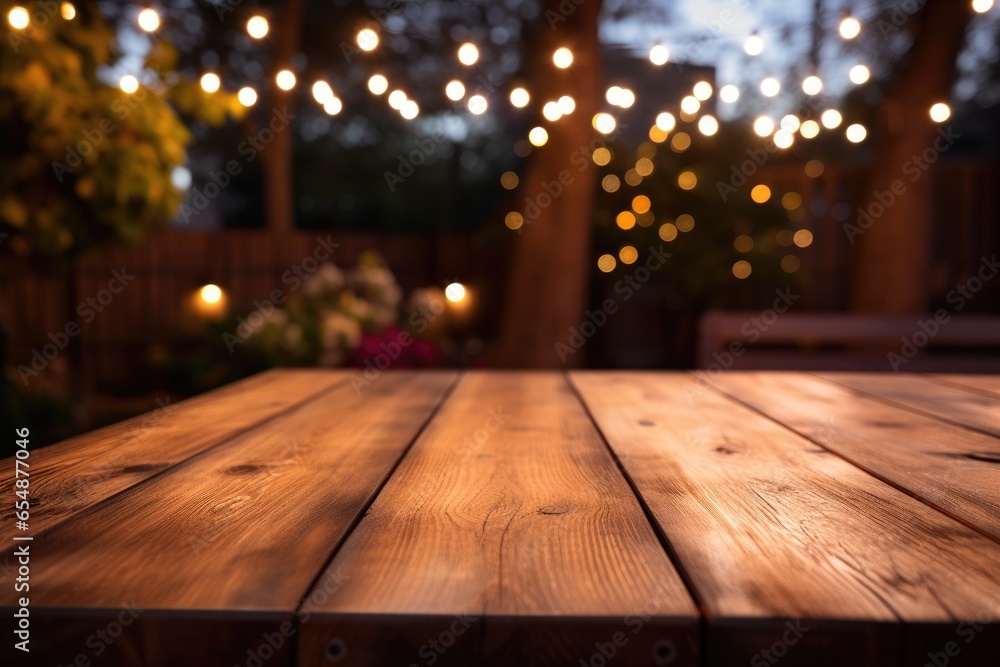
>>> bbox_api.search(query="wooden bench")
[3,370,1000,666]
[698,312,1000,371]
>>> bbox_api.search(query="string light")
[930,102,951,122]
[693,81,713,101]
[846,123,867,142]
[774,129,794,149]
[60,3,75,20]
[973,0,994,12]
[698,115,719,136]
[324,97,343,115]
[800,120,820,138]
[744,33,763,56]
[528,127,548,146]
[593,113,616,134]
[558,95,576,115]
[468,94,488,115]
[137,8,160,32]
[357,28,378,51]
[839,15,861,39]
[237,87,257,106]
[458,42,479,65]
[760,77,780,97]
[802,75,823,95]
[312,81,334,104]
[649,44,669,65]
[275,69,296,91]
[445,283,467,303]
[553,47,573,68]
[655,112,676,132]
[200,284,222,304]
[821,109,843,129]
[200,73,221,93]
[542,101,562,121]
[387,90,407,110]
[247,15,268,39]
[401,100,418,119]
[719,85,740,103]
[780,115,801,132]
[368,74,388,95]
[680,96,700,114]
[753,116,775,136]
[445,80,465,101]
[119,74,139,94]
[510,88,530,108]
[849,65,870,84]
[8,6,29,29]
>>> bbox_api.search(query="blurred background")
[2,0,999,446]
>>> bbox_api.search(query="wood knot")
[538,504,571,515]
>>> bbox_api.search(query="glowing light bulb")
[760,77,781,97]
[720,84,740,104]
[821,109,843,129]
[119,75,139,94]
[840,16,861,39]
[846,123,867,143]
[849,65,870,85]
[388,90,407,110]
[693,81,713,101]
[247,15,268,39]
[753,116,775,137]
[238,87,257,107]
[8,6,29,29]
[593,113,616,134]
[553,47,573,68]
[510,88,529,108]
[312,80,334,104]
[528,127,548,146]
[468,94,488,115]
[744,33,764,56]
[445,283,466,303]
[200,284,222,304]
[276,70,296,91]
[655,112,676,132]
[458,42,479,65]
[698,115,719,136]
[200,73,221,93]
[357,28,378,51]
[445,80,465,101]
[137,8,159,32]
[930,102,951,122]
[802,75,823,95]
[368,74,388,95]
[649,44,669,65]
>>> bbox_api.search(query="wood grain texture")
[298,372,699,667]
[818,372,1000,437]
[929,373,1000,399]
[0,369,345,543]
[0,372,456,667]
[572,372,1000,667]
[706,371,1000,542]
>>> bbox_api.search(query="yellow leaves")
[0,197,29,228]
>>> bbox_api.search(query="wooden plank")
[706,372,1000,542]
[818,372,1000,437]
[0,371,456,667]
[929,373,1000,399]
[0,370,345,543]
[572,372,1000,667]
[298,372,699,667]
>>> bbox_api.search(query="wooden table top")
[3,371,1000,667]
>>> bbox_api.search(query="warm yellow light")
[839,16,861,39]
[238,87,257,107]
[802,75,823,95]
[510,87,530,108]
[793,230,814,248]
[618,89,636,108]
[368,74,388,95]
[247,15,269,39]
[275,69,296,91]
[670,132,691,152]
[635,158,654,177]
[781,255,801,273]
[734,235,754,253]
[553,47,573,68]
[655,112,676,132]
[678,171,697,190]
[805,159,825,177]
[593,113,616,134]
[680,96,700,114]
[751,184,771,203]
[744,33,763,55]
[720,84,739,103]
[505,212,524,230]
[137,8,160,32]
[800,120,820,138]
[501,172,519,190]
[774,129,794,149]
[468,94,488,115]
[325,98,343,116]
[445,283,467,303]
[659,223,678,242]
[616,211,636,230]
[388,90,407,110]
[558,95,576,115]
[693,81,713,101]
[60,3,75,20]
[602,175,621,193]
[542,101,562,122]
[458,42,479,65]
[119,75,140,94]
[973,0,994,12]
[200,73,221,93]
[357,28,379,51]
[782,192,803,210]
[780,115,801,133]
[597,254,617,273]
[313,81,334,104]
[930,102,951,123]
[400,100,418,119]
[528,126,548,146]
[649,44,669,65]
[619,246,639,265]
[445,80,465,101]
[753,116,775,137]
[624,169,642,186]
[593,147,611,165]
[846,123,867,143]
[200,284,223,304]
[849,65,870,85]
[698,115,719,136]
[821,109,843,129]
[732,261,752,279]
[632,195,651,214]
[675,214,695,232]
[8,5,28,28]
[760,77,781,97]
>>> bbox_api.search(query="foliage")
[0,3,241,263]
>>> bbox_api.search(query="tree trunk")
[493,0,604,367]
[851,0,972,313]
[259,0,304,234]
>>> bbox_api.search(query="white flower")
[322,311,362,351]
[304,263,346,297]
